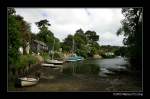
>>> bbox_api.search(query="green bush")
[15,55,28,70]
[41,52,50,60]
[28,55,37,64]
[54,52,61,59]
[15,55,38,70]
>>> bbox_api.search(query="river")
[9,57,142,92]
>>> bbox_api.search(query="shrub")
[15,55,38,70]
[28,55,37,64]
[15,55,28,70]
[54,52,61,59]
[41,52,50,61]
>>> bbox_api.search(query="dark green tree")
[35,19,60,51]
[35,20,53,48]
[61,34,74,52]
[35,19,51,30]
[85,30,100,56]
[117,8,142,70]
[31,33,37,41]
[8,8,21,66]
[15,15,31,54]
[62,29,100,58]
[74,29,87,50]
[85,30,99,42]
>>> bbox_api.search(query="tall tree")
[62,34,74,52]
[35,19,51,30]
[117,8,142,70]
[15,15,31,54]
[85,30,99,42]
[8,8,21,66]
[74,29,87,50]
[35,19,60,51]
[62,29,100,58]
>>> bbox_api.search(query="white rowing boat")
[41,63,54,67]
[15,77,39,87]
[46,59,64,65]
[41,63,62,68]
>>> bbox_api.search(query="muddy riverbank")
[8,57,142,92]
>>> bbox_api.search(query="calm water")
[63,56,128,76]
[10,57,142,91]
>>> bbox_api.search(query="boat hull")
[66,56,84,62]
[41,63,54,67]
[41,63,62,68]
[46,59,64,65]
[15,77,39,87]
[21,80,38,87]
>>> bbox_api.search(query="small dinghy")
[46,59,64,65]
[41,63,54,67]
[41,63,62,68]
[15,77,39,87]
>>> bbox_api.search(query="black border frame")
[1,0,144,97]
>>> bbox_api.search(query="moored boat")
[15,77,39,87]
[41,63,54,67]
[46,59,64,65]
[66,54,84,62]
[41,63,62,68]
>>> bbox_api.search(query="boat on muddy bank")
[15,77,39,87]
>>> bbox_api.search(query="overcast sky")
[15,8,125,46]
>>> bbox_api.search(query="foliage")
[76,48,88,58]
[16,55,28,69]
[8,8,22,65]
[61,35,74,52]
[35,19,60,52]
[62,29,100,58]
[41,52,50,61]
[54,38,61,51]
[35,19,51,30]
[99,45,119,55]
[114,47,127,57]
[85,30,99,42]
[28,55,37,64]
[8,7,33,74]
[101,53,115,58]
[53,52,62,59]
[116,8,142,70]
[31,33,37,41]
[15,55,38,70]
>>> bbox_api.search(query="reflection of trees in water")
[63,62,100,75]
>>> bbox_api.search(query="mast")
[72,37,74,53]
[52,38,55,60]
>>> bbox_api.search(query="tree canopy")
[61,29,100,58]
[8,8,32,67]
[35,19,60,51]
[116,8,142,70]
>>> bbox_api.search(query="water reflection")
[63,62,100,75]
[63,57,128,77]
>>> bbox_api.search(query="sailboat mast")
[72,37,75,53]
[52,38,55,60]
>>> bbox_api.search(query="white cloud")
[15,8,124,46]
[99,32,124,46]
